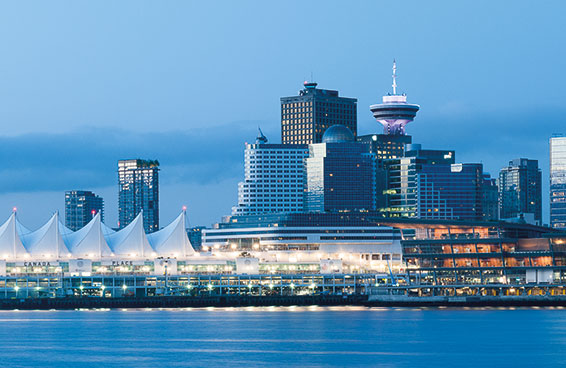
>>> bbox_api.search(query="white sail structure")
[147,211,195,257]
[15,216,31,238]
[20,213,70,259]
[0,213,30,259]
[61,213,113,258]
[105,212,153,257]
[58,222,74,237]
[101,222,116,237]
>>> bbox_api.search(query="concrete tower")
[370,61,420,135]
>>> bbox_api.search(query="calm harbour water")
[0,306,564,367]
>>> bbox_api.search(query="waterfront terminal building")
[0,208,564,299]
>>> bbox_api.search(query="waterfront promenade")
[4,272,566,309]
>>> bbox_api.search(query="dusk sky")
[0,1,564,228]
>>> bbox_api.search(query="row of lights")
[13,282,325,292]
[193,282,316,290]
[2,252,184,260]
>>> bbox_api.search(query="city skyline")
[0,1,564,228]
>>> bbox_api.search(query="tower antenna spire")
[392,59,397,95]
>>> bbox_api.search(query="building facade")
[281,82,357,145]
[118,159,160,232]
[382,145,455,218]
[305,125,375,212]
[415,163,484,220]
[64,190,104,231]
[481,174,499,221]
[357,134,413,209]
[550,135,566,229]
[232,139,308,215]
[369,61,419,135]
[498,158,542,225]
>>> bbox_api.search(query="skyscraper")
[550,135,566,229]
[305,125,375,212]
[498,158,542,225]
[281,82,357,145]
[358,61,419,209]
[232,131,309,215]
[481,174,499,221]
[64,190,104,231]
[369,60,420,136]
[382,144,488,220]
[118,159,159,232]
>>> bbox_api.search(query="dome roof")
[322,125,355,143]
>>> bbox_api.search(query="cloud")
[0,121,276,193]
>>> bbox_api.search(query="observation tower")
[370,61,420,135]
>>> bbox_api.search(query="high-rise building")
[369,61,420,135]
[550,135,566,229]
[305,125,375,212]
[281,82,357,145]
[358,61,419,209]
[481,174,499,221]
[416,163,484,220]
[118,159,160,233]
[382,145,488,220]
[232,131,308,215]
[498,158,542,225]
[64,190,104,231]
[357,134,413,210]
[187,226,206,251]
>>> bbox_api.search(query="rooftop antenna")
[392,59,397,95]
[310,71,314,83]
[256,126,268,144]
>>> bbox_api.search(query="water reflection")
[0,307,564,367]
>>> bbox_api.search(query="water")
[0,306,564,367]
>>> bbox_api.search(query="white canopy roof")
[61,213,113,258]
[105,212,154,257]
[147,211,195,257]
[101,222,116,236]
[20,213,70,258]
[0,213,30,259]
[2,210,195,261]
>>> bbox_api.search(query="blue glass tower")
[306,125,375,212]
[550,135,566,229]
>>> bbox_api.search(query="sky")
[0,1,565,228]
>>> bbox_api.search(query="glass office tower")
[498,158,542,225]
[118,159,159,232]
[550,135,566,229]
[382,144,484,220]
[281,82,357,145]
[357,134,413,210]
[481,174,499,221]
[305,125,375,212]
[64,190,104,231]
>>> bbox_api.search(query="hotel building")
[232,132,308,215]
